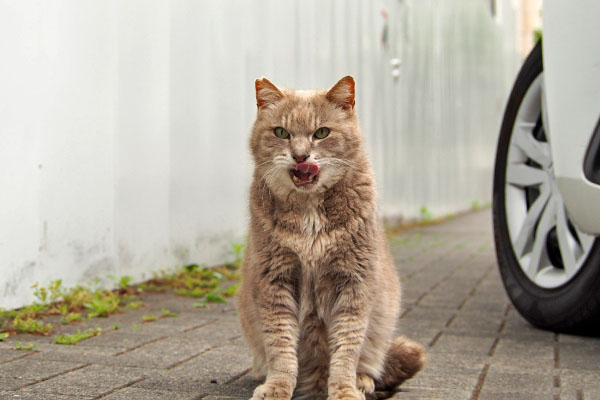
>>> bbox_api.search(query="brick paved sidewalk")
[1,210,599,399]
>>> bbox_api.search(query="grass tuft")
[54,328,101,345]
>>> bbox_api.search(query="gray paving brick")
[0,391,94,399]
[560,369,600,399]
[28,344,116,364]
[108,336,212,369]
[0,349,35,364]
[445,310,503,337]
[100,387,198,400]
[429,333,495,356]
[491,338,555,371]
[390,387,472,399]
[0,376,35,391]
[558,342,600,370]
[0,358,87,380]
[481,365,555,393]
[19,364,150,397]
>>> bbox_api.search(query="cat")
[237,76,425,400]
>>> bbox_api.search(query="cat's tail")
[375,336,426,390]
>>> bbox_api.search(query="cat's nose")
[293,152,309,163]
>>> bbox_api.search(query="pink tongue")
[295,162,319,177]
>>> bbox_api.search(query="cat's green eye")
[314,127,330,139]
[274,127,290,139]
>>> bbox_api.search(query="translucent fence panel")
[0,0,520,308]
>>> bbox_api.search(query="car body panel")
[543,0,600,234]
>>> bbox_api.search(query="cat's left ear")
[326,76,355,111]
[255,77,285,109]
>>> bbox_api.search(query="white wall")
[0,0,520,309]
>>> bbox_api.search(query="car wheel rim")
[504,73,596,289]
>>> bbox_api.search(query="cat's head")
[250,76,363,195]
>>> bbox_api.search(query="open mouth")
[290,162,319,188]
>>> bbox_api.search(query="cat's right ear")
[255,77,285,110]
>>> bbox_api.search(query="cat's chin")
[289,170,319,190]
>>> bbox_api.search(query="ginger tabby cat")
[238,76,425,400]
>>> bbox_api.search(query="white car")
[492,1,600,333]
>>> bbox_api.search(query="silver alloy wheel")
[504,74,595,289]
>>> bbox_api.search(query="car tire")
[493,41,600,334]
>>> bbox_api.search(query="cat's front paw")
[356,374,375,394]
[327,384,366,400]
[251,381,293,400]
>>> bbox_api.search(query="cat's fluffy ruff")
[238,76,425,400]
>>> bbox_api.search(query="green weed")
[419,206,433,221]
[83,292,120,317]
[61,312,82,324]
[223,283,239,297]
[228,241,246,268]
[15,341,39,351]
[160,308,178,318]
[12,317,52,335]
[109,275,133,291]
[54,328,101,345]
[126,300,144,309]
[194,291,227,308]
[0,332,9,341]
[142,314,158,322]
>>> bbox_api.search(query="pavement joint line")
[554,345,560,369]
[399,307,412,319]
[183,319,219,333]
[428,331,443,348]
[92,376,145,399]
[470,363,490,400]
[488,337,500,357]
[16,362,92,390]
[165,347,214,370]
[0,350,38,365]
[504,303,512,317]
[576,389,584,400]
[223,367,251,385]
[444,314,456,327]
[497,319,507,334]
[113,335,169,356]
[555,395,561,400]
[553,375,561,388]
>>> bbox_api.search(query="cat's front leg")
[326,281,371,400]
[252,257,300,400]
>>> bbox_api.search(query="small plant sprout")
[193,291,227,308]
[223,283,239,297]
[419,206,433,221]
[12,317,52,335]
[54,328,101,345]
[142,314,158,322]
[229,241,246,268]
[0,332,9,341]
[111,323,121,330]
[108,275,133,291]
[61,312,82,325]
[131,324,141,330]
[160,308,178,318]
[126,300,144,309]
[83,292,120,317]
[15,342,39,351]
